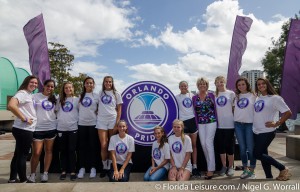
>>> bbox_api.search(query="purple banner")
[226,15,253,91]
[23,13,50,91]
[281,19,300,119]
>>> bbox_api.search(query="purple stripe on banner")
[23,13,50,91]
[280,19,300,120]
[226,15,253,91]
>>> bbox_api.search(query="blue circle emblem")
[121,81,179,146]
[237,98,249,109]
[101,95,112,104]
[172,141,182,153]
[254,100,264,112]
[153,148,161,160]
[42,100,54,111]
[81,97,92,107]
[216,96,227,107]
[182,98,192,108]
[62,101,73,112]
[116,142,127,155]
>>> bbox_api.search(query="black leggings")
[77,125,98,169]
[57,130,78,173]
[9,128,33,182]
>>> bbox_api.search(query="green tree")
[48,42,87,96]
[262,13,299,93]
[67,73,88,96]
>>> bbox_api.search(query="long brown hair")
[80,76,95,103]
[101,76,117,96]
[235,77,254,100]
[255,77,277,96]
[153,126,168,149]
[59,82,74,107]
[18,75,38,92]
[43,79,57,105]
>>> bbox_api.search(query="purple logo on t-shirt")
[81,97,92,107]
[172,141,182,153]
[216,96,227,107]
[182,98,192,108]
[116,142,127,155]
[254,100,264,112]
[153,148,161,160]
[62,101,73,112]
[101,95,112,104]
[42,100,54,111]
[121,81,178,146]
[237,98,249,109]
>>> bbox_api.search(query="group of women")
[7,74,292,183]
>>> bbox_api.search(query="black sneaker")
[60,173,67,180]
[7,179,18,183]
[70,174,77,181]
[192,168,201,177]
[99,169,108,178]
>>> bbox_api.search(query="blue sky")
[1,0,299,94]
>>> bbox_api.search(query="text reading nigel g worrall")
[154,182,300,191]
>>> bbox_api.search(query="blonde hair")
[172,119,185,143]
[196,77,209,90]
[214,76,226,97]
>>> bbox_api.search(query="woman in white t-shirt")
[214,76,235,177]
[28,79,57,183]
[234,77,256,179]
[77,77,99,179]
[96,76,123,177]
[144,126,170,181]
[108,120,135,182]
[253,78,292,181]
[175,81,199,177]
[56,82,79,181]
[168,119,193,181]
[8,75,38,183]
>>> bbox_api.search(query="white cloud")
[115,59,128,65]
[0,0,134,68]
[127,0,289,92]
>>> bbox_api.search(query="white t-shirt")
[176,93,195,121]
[152,141,170,170]
[108,134,135,165]
[12,90,37,132]
[234,93,256,123]
[168,134,193,172]
[215,90,235,129]
[253,95,290,134]
[33,93,56,131]
[97,90,123,119]
[56,97,79,131]
[78,92,99,126]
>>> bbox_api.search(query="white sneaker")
[27,173,36,183]
[227,167,235,177]
[240,170,250,179]
[219,166,227,176]
[89,168,96,178]
[246,172,256,179]
[41,173,48,182]
[77,168,85,179]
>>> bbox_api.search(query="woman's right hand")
[113,170,119,180]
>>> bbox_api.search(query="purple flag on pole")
[226,15,253,91]
[280,19,300,120]
[23,13,50,91]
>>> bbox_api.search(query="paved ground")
[0,132,299,192]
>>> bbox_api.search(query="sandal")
[276,168,292,181]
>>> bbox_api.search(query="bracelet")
[22,117,28,122]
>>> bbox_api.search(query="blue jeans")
[144,166,167,181]
[234,122,256,169]
[253,131,285,178]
